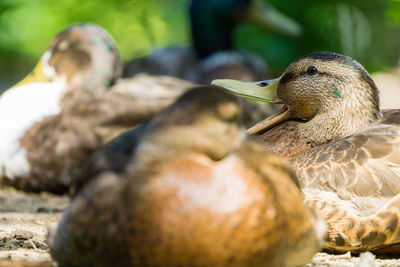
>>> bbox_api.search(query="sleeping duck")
[212,51,400,252]
[0,23,193,194]
[50,86,324,267]
[124,0,302,84]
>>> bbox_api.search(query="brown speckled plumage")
[269,54,400,252]
[50,87,324,267]
[293,110,400,252]
[214,51,400,253]
[261,120,309,158]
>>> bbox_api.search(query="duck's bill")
[246,0,302,37]
[211,78,281,103]
[247,105,292,135]
[12,61,50,88]
[212,77,294,135]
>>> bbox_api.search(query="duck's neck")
[261,121,310,159]
[297,96,381,147]
[261,105,379,160]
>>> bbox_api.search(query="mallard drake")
[0,23,193,194]
[49,87,324,267]
[212,51,400,252]
[124,0,302,84]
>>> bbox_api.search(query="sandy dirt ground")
[1,186,400,266]
[0,186,68,266]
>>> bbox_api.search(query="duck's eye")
[306,66,318,75]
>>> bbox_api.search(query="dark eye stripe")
[280,72,295,84]
[280,70,334,85]
[299,71,332,77]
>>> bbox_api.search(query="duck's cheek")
[289,101,317,120]
[277,82,303,103]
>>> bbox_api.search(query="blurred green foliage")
[1,0,400,88]
[238,0,400,74]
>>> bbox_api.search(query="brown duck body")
[3,76,190,194]
[212,51,400,252]
[261,110,400,251]
[50,87,324,267]
[0,24,192,194]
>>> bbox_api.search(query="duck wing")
[292,109,400,252]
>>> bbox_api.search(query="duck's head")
[13,23,121,92]
[212,52,382,146]
[137,86,243,163]
[190,0,302,58]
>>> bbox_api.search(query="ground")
[0,186,68,267]
[1,186,400,267]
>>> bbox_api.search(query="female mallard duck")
[49,87,324,267]
[0,23,192,194]
[124,0,302,84]
[212,51,400,252]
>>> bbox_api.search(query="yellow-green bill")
[211,78,281,103]
[12,61,50,88]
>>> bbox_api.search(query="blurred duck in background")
[50,87,324,267]
[0,23,193,194]
[125,0,302,126]
[124,0,302,84]
[213,51,400,253]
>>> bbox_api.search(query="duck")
[124,0,302,84]
[49,86,324,267]
[124,0,302,126]
[211,51,400,253]
[0,23,193,194]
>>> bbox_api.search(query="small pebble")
[0,231,8,242]
[13,230,33,240]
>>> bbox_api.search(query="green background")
[1,0,400,90]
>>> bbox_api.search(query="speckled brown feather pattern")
[50,87,323,267]
[261,120,310,159]
[243,52,400,253]
[289,110,400,252]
